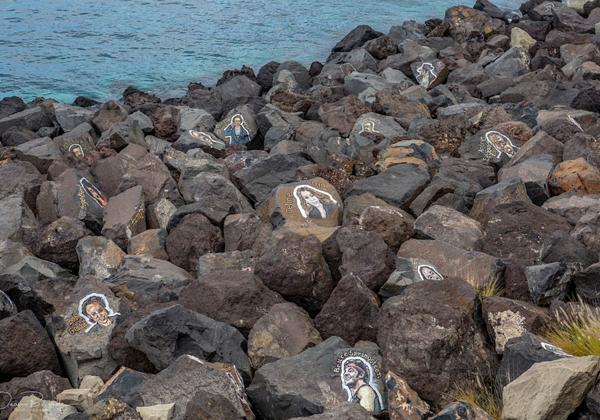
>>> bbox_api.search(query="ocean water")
[0,0,520,103]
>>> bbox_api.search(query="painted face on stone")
[234,117,242,127]
[300,190,321,207]
[70,144,84,158]
[343,364,364,387]
[419,265,443,281]
[85,302,111,327]
[363,121,374,133]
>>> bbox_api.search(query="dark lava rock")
[125,304,252,382]
[378,279,497,407]
[33,216,92,271]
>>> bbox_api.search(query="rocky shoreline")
[1,0,600,418]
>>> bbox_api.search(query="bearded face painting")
[79,178,108,208]
[484,131,518,159]
[223,114,251,146]
[293,185,338,219]
[341,357,384,413]
[416,63,437,89]
[417,264,444,281]
[78,293,120,333]
[360,120,377,135]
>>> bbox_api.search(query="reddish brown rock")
[549,158,600,195]
[151,106,180,140]
[318,96,369,136]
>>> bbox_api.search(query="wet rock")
[379,279,496,407]
[76,236,125,280]
[479,202,571,265]
[0,370,71,420]
[549,158,600,195]
[0,107,53,137]
[179,270,283,335]
[128,229,168,260]
[248,302,322,369]
[398,239,505,289]
[482,296,548,354]
[178,172,252,223]
[0,310,62,381]
[101,186,146,250]
[165,213,223,273]
[525,262,572,305]
[9,395,76,420]
[385,370,431,420]
[247,337,350,419]
[331,25,382,53]
[91,100,128,133]
[503,356,600,420]
[14,137,62,173]
[314,274,379,344]
[349,164,431,209]
[414,205,483,250]
[106,255,191,305]
[0,193,37,247]
[255,230,333,316]
[34,217,91,271]
[232,153,312,204]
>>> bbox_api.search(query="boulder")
[397,239,505,290]
[14,137,62,173]
[378,279,497,407]
[411,60,449,89]
[106,255,191,305]
[314,274,380,344]
[147,198,177,231]
[165,213,223,273]
[97,120,145,151]
[414,205,483,250]
[53,122,97,159]
[224,213,272,252]
[525,262,573,306]
[179,270,284,335]
[0,193,37,247]
[125,304,252,382]
[385,370,431,419]
[549,158,600,195]
[8,396,76,420]
[318,96,369,137]
[482,296,548,354]
[91,100,128,133]
[196,250,256,276]
[348,164,431,209]
[379,257,445,300]
[469,178,531,223]
[178,172,252,223]
[445,6,499,43]
[431,402,492,420]
[0,310,62,381]
[136,403,174,420]
[53,103,94,132]
[214,75,262,111]
[510,27,537,50]
[331,25,382,53]
[497,333,573,387]
[1,126,38,147]
[128,229,168,260]
[101,186,146,250]
[552,6,596,33]
[247,337,358,419]
[372,89,431,127]
[34,217,91,271]
[485,48,530,78]
[151,106,179,140]
[127,111,154,134]
[0,96,26,119]
[572,263,600,303]
[76,236,125,280]
[0,107,52,137]
[479,202,571,265]
[248,302,322,369]
[254,230,333,316]
[357,203,414,251]
[503,356,600,420]
[506,130,564,167]
[0,370,70,420]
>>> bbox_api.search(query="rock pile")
[1,0,600,418]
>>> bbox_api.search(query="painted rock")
[375,140,440,172]
[258,177,343,228]
[411,60,449,89]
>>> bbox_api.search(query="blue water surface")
[1,0,520,103]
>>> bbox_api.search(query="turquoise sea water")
[1,0,520,103]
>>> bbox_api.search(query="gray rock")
[414,205,483,250]
[127,111,154,134]
[14,137,62,173]
[484,47,531,78]
[196,250,256,276]
[0,96,26,119]
[97,120,145,151]
[91,100,128,133]
[106,255,191,304]
[498,155,555,205]
[331,25,382,53]
[53,103,94,132]
[76,236,125,280]
[0,160,43,215]
[53,122,97,158]
[525,262,572,306]
[572,263,600,304]
[125,304,252,381]
[431,402,492,419]
[349,164,431,209]
[0,107,52,136]
[247,337,350,420]
[101,186,146,250]
[34,217,91,271]
[223,213,272,252]
[469,178,531,223]
[0,193,37,247]
[128,229,168,260]
[379,257,444,299]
